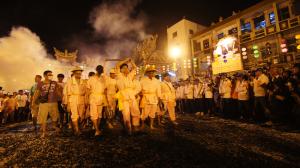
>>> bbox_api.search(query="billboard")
[212,36,243,75]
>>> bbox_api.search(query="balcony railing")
[240,16,300,44]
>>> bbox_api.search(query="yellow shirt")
[116,71,136,101]
[253,74,269,97]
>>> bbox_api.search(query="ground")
[0,114,300,168]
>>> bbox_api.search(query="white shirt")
[16,94,28,107]
[87,75,107,105]
[203,82,213,98]
[106,77,117,95]
[176,86,185,99]
[116,71,136,101]
[64,77,87,104]
[140,77,161,104]
[161,81,176,102]
[219,78,232,98]
[253,74,269,97]
[184,84,194,99]
[193,83,203,98]
[236,80,249,100]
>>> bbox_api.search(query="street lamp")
[169,47,181,59]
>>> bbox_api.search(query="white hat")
[71,66,84,72]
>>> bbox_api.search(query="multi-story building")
[191,0,300,75]
[167,18,206,79]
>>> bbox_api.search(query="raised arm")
[128,59,137,72]
[115,58,130,74]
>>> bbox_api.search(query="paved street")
[0,115,300,167]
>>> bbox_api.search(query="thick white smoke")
[0,27,70,92]
[71,0,147,70]
[0,0,148,91]
[90,0,146,39]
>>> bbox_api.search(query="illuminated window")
[254,15,266,30]
[278,7,290,21]
[228,27,238,35]
[203,39,210,49]
[217,33,224,39]
[269,12,276,25]
[241,22,251,34]
[172,32,177,38]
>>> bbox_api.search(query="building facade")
[191,0,300,75]
[167,18,206,79]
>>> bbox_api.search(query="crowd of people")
[0,59,300,138]
[174,63,300,127]
[0,58,178,137]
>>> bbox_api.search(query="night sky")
[0,0,261,50]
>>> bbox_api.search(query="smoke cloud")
[0,27,71,92]
[71,0,147,68]
[0,0,148,91]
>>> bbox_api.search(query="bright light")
[169,47,181,59]
[280,44,287,48]
[242,51,247,56]
[168,71,176,77]
[242,55,248,59]
[282,48,288,53]
[241,47,247,52]
[296,34,300,39]
[252,45,258,50]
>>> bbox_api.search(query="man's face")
[35,76,42,83]
[121,66,129,75]
[293,67,299,75]
[45,72,53,81]
[147,71,155,78]
[19,90,23,95]
[255,71,261,77]
[270,68,278,76]
[73,71,82,79]
[164,76,170,82]
[110,73,116,79]
[58,77,64,82]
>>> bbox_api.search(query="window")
[193,40,201,52]
[217,33,224,39]
[278,7,290,21]
[241,22,251,33]
[254,15,266,30]
[228,27,238,35]
[203,39,210,49]
[172,32,177,38]
[189,29,194,35]
[269,12,276,25]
